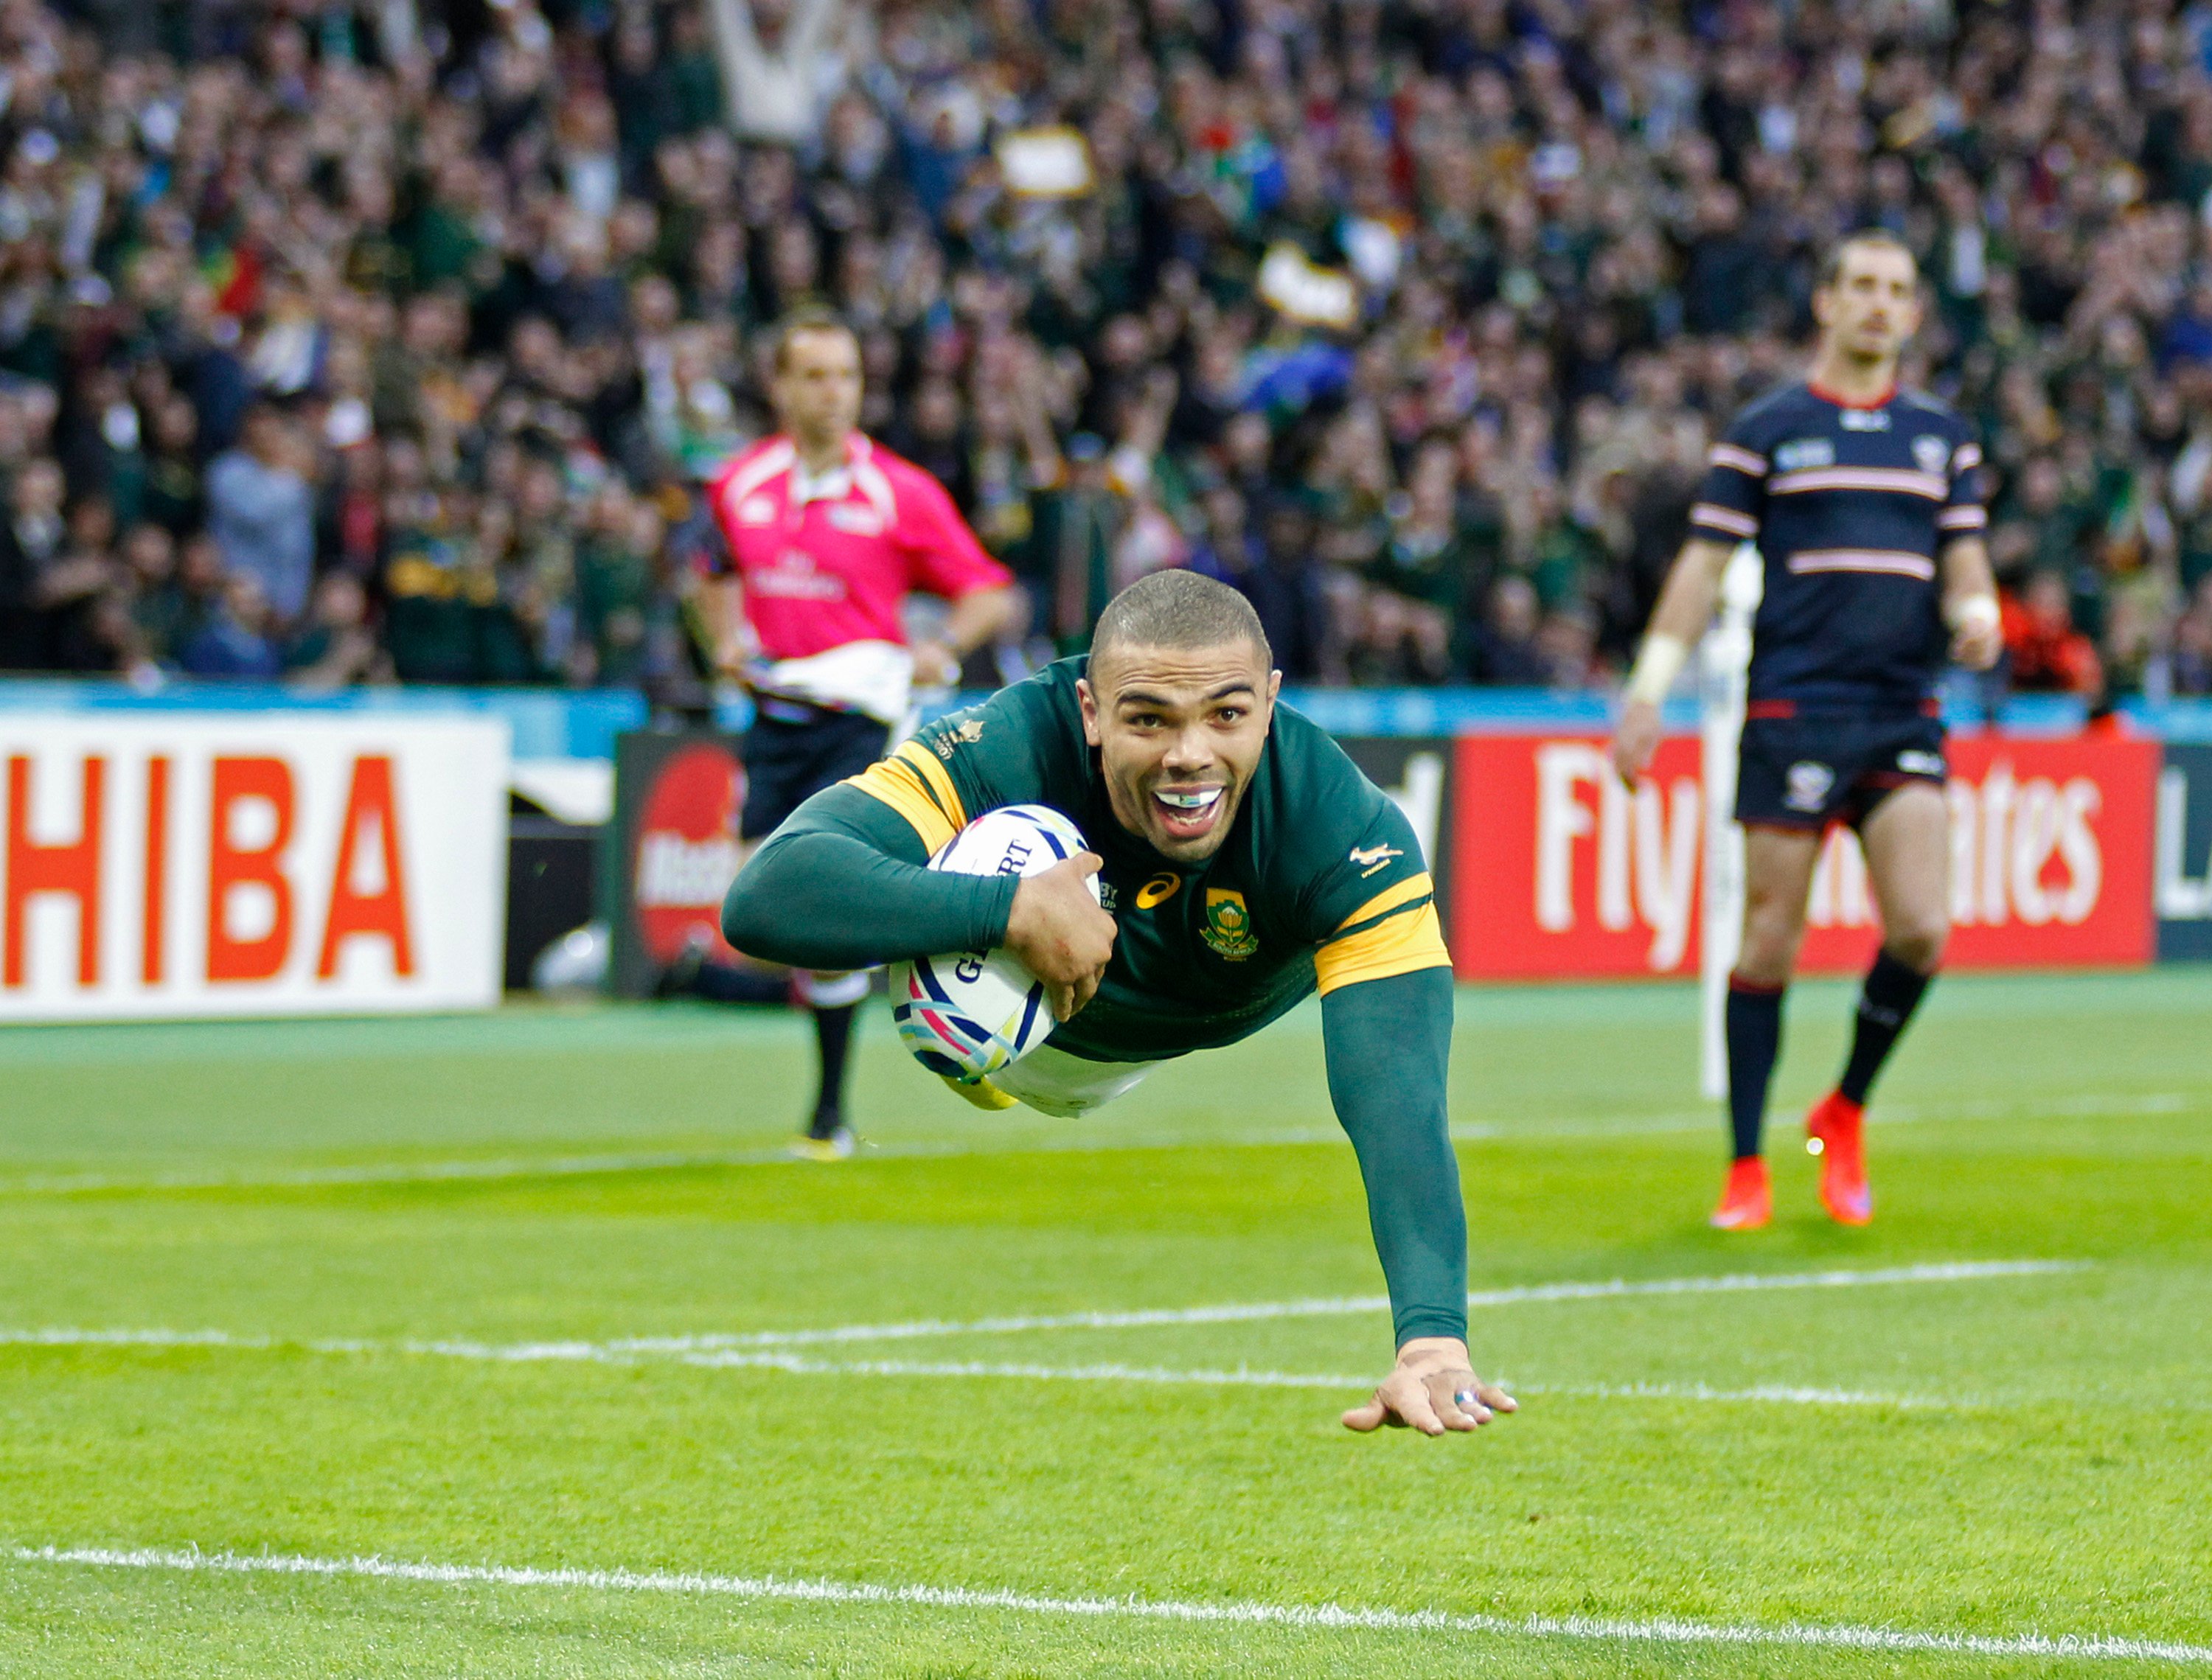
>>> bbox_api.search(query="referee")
[704,310,1016,1158]
[1611,231,2003,1230]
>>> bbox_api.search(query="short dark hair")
[1091,568,1272,667]
[771,306,857,372]
[1819,229,1916,290]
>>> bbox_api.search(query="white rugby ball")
[890,804,1097,1082]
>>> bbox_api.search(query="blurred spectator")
[0,0,2207,701]
[121,525,187,666]
[0,459,65,669]
[706,0,843,147]
[1470,576,1550,687]
[206,407,315,629]
[2005,574,2105,698]
[2171,583,2212,696]
[288,574,389,691]
[181,574,282,680]
[38,495,122,673]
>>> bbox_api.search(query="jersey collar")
[787,435,863,504]
[1807,377,1896,411]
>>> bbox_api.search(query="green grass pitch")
[1,969,2208,1676]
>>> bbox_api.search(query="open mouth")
[1150,785,1225,842]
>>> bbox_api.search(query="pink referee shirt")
[706,434,1010,662]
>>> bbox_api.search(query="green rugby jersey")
[842,658,1450,1063]
[723,658,1472,1349]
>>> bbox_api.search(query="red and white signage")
[1450,732,2159,980]
[0,715,508,1021]
[630,739,745,966]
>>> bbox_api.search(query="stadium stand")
[1,0,2211,702]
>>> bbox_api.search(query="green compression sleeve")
[721,786,1019,971]
[1321,966,1470,1348]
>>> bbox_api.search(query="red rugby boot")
[1805,1090,1871,1224]
[1709,1157,1771,1230]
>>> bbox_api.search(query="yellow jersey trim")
[1332,872,1435,935]
[846,756,961,855]
[1314,899,1451,995]
[892,739,970,832]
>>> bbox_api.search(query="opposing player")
[703,310,1016,1159]
[1611,231,2003,1229]
[723,569,1514,1437]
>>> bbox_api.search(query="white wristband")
[1949,593,2000,635]
[1624,632,1688,705]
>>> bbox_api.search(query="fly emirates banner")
[1448,732,2160,980]
[0,714,508,1022]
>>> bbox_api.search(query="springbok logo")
[1200,888,1259,959]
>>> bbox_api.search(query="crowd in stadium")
[4,0,2212,702]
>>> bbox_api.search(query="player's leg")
[723,704,895,1158]
[1805,777,1950,1221]
[786,711,901,1154]
[1714,823,1821,1228]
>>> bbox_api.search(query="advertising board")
[604,731,748,998]
[1449,732,2160,980]
[0,714,508,1021]
[2156,743,2212,963]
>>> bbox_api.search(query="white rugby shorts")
[992,1046,1159,1118]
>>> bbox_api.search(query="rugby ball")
[890,805,1098,1082]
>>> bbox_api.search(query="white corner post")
[1698,543,1762,1101]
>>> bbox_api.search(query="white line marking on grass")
[670,1353,1969,1408]
[0,1146,882,1196]
[13,1544,2208,1665]
[0,1261,2086,1376]
[0,1331,1972,1405]
[0,1132,1350,1196]
[628,1259,2089,1352]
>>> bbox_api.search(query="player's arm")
[720,742,1115,1017]
[1609,535,1736,784]
[914,582,1020,686]
[1613,427,1769,784]
[1296,792,1513,1437]
[896,467,1021,686]
[1323,968,1514,1437]
[1936,436,2000,671]
[1938,537,2001,671]
[705,574,754,679]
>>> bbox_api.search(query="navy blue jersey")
[1688,381,1985,714]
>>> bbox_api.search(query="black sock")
[1837,949,1933,1106]
[1725,976,1786,1160]
[807,1003,857,1136]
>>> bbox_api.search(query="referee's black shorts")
[1735,704,1947,832]
[740,698,894,843]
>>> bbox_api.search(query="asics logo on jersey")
[1349,843,1404,877]
[1774,438,1834,470]
[1135,874,1180,909]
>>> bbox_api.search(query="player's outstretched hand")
[1609,697,1663,787]
[1342,1336,1517,1437]
[1950,614,2003,672]
[1006,851,1117,1021]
